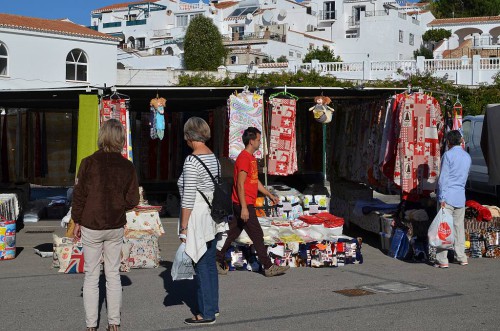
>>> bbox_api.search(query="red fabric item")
[232,150,259,205]
[466,200,492,222]
[298,215,324,225]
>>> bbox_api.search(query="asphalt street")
[2,217,500,331]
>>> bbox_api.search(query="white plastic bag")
[428,208,454,249]
[171,243,195,281]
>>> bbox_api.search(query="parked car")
[462,114,500,202]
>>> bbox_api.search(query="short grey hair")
[184,117,211,143]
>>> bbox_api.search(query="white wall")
[0,28,118,90]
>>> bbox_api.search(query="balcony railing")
[103,22,122,28]
[319,10,336,21]
[126,19,147,26]
[347,16,360,27]
[222,31,286,43]
[424,58,471,71]
[364,10,390,17]
[480,58,500,70]
[153,29,171,38]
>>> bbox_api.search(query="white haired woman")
[178,117,220,325]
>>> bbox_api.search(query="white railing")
[424,58,471,71]
[480,58,500,70]
[178,3,204,11]
[371,60,416,71]
[152,29,171,38]
[319,62,363,72]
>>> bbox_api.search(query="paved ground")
[2,216,500,331]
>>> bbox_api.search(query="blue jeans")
[194,238,219,320]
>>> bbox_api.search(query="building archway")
[489,26,500,45]
[454,28,483,44]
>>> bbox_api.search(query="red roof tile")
[92,0,160,13]
[429,16,500,26]
[0,13,119,41]
[213,1,238,10]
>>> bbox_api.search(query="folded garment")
[466,200,492,222]
[353,199,398,217]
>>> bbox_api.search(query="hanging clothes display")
[100,93,133,161]
[267,97,298,176]
[228,89,264,160]
[76,95,99,174]
[393,93,444,201]
[149,96,166,140]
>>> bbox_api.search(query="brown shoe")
[107,325,120,331]
[217,261,228,275]
[264,264,290,277]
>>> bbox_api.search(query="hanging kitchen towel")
[393,93,443,201]
[228,92,264,160]
[76,95,99,174]
[268,98,297,176]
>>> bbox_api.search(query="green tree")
[414,45,434,59]
[303,45,341,63]
[183,16,228,70]
[422,29,452,43]
[276,55,288,63]
[430,0,500,19]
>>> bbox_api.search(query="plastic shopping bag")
[171,243,195,281]
[428,208,454,249]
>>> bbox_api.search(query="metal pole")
[322,123,327,182]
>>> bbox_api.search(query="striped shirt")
[178,154,220,209]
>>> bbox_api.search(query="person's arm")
[438,154,450,208]
[179,158,197,241]
[124,167,140,210]
[71,159,89,240]
[258,180,279,204]
[237,170,249,221]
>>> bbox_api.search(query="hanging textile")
[40,112,48,178]
[1,113,9,183]
[100,95,133,161]
[76,95,99,174]
[267,97,298,176]
[393,93,443,201]
[34,112,41,178]
[228,91,264,160]
[149,97,166,140]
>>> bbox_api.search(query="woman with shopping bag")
[434,130,471,268]
[177,117,221,325]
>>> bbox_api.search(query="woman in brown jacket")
[72,119,139,331]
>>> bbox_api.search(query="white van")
[462,115,499,202]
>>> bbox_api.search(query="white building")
[428,16,500,59]
[0,13,119,90]
[89,0,434,74]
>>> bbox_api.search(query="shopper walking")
[435,130,471,268]
[72,119,140,331]
[178,117,220,326]
[216,127,289,277]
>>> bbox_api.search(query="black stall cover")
[480,104,500,185]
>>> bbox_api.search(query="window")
[462,120,471,145]
[177,15,188,27]
[164,47,174,56]
[473,121,483,147]
[296,52,302,58]
[230,56,238,64]
[0,42,7,76]
[324,1,336,20]
[137,38,146,50]
[255,57,260,64]
[289,51,294,57]
[66,49,87,82]
[399,30,403,43]
[409,33,414,46]
[232,26,244,40]
[353,6,365,22]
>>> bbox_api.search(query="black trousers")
[216,204,272,269]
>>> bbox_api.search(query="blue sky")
[1,0,421,26]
